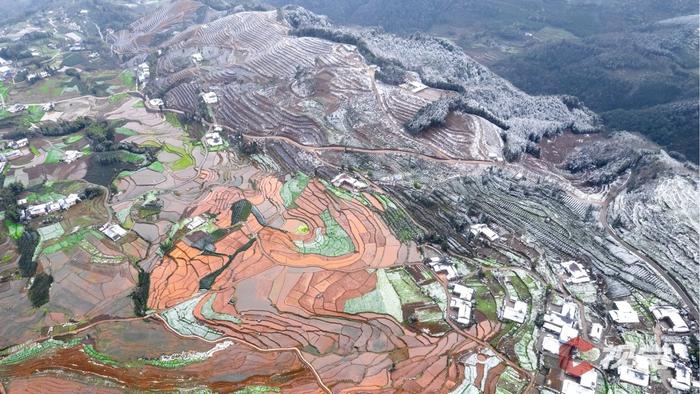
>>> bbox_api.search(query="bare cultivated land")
[0,2,697,393]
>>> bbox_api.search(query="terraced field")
[139,9,499,162]
[2,1,696,393]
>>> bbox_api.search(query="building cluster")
[62,150,83,163]
[19,194,80,220]
[137,63,150,84]
[661,341,694,391]
[427,256,458,281]
[652,305,696,391]
[331,173,368,191]
[537,299,602,394]
[204,131,223,147]
[8,138,28,149]
[6,104,26,114]
[425,256,475,325]
[540,301,579,348]
[600,301,697,392]
[500,298,528,324]
[651,305,690,334]
[450,283,474,325]
[26,70,51,82]
[0,149,23,161]
[1,138,29,162]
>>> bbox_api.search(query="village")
[419,219,700,394]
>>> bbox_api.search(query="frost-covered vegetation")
[284,6,602,160]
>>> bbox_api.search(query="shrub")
[28,272,53,307]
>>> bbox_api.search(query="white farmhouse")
[204,132,223,147]
[470,223,499,242]
[500,299,528,324]
[609,301,640,324]
[562,260,591,284]
[201,92,218,104]
[618,355,650,387]
[651,305,689,333]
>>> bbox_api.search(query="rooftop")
[609,301,639,324]
[561,379,594,394]
[562,260,591,283]
[470,223,499,241]
[542,334,560,355]
[452,284,474,301]
[428,260,458,281]
[589,323,603,341]
[331,173,368,190]
[204,132,223,147]
[500,299,528,324]
[100,223,128,241]
[201,92,218,104]
[618,355,650,387]
[651,305,689,333]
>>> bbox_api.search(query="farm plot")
[280,172,310,207]
[344,268,403,322]
[1,318,312,392]
[162,143,195,171]
[294,209,355,257]
[147,175,410,309]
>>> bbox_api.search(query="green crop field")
[64,135,83,144]
[296,223,309,234]
[115,127,137,136]
[469,282,498,320]
[37,223,65,241]
[42,228,95,254]
[147,161,164,172]
[162,143,194,171]
[109,92,128,104]
[0,338,81,366]
[164,112,182,129]
[119,151,146,165]
[44,149,63,164]
[295,210,355,257]
[4,220,24,240]
[35,79,64,98]
[234,386,281,394]
[21,105,45,126]
[0,82,8,101]
[386,269,431,305]
[119,70,135,88]
[509,274,531,301]
[344,269,403,322]
[280,172,309,207]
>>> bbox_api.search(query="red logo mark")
[559,337,595,377]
